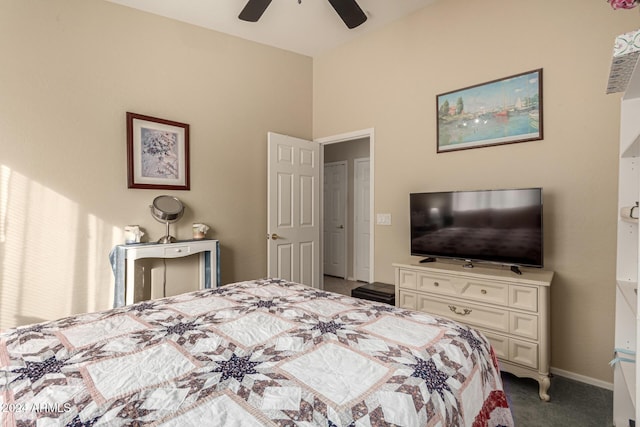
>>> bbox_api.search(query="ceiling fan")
[239,0,368,29]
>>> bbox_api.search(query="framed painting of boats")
[436,69,543,153]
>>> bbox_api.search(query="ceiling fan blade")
[239,0,273,22]
[327,0,367,29]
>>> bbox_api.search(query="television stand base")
[419,257,436,263]
[510,265,523,275]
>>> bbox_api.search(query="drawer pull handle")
[448,305,472,316]
[481,289,487,294]
[434,282,439,287]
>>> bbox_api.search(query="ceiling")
[103,0,437,57]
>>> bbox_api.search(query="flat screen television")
[410,188,543,268]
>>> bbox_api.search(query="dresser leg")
[538,374,551,401]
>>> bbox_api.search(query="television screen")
[410,188,543,267]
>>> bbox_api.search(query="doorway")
[323,161,347,278]
[317,129,373,288]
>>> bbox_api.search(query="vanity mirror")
[150,195,184,243]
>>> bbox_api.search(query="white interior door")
[323,162,347,278]
[354,158,370,282]
[267,132,320,287]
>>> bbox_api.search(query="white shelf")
[621,133,640,158]
[621,358,637,410]
[618,280,638,317]
[615,41,640,424]
[620,98,640,158]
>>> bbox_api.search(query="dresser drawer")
[482,330,509,360]
[510,311,538,340]
[416,294,509,333]
[459,279,509,306]
[416,272,458,297]
[509,338,538,369]
[397,269,418,290]
[480,330,538,370]
[410,270,509,307]
[509,285,538,312]
[398,290,418,310]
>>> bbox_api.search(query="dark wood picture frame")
[436,69,543,153]
[126,112,190,190]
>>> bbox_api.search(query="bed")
[1,278,513,426]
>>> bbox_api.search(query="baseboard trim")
[550,366,613,391]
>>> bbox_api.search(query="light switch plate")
[376,213,392,225]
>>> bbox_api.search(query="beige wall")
[313,0,638,383]
[0,0,312,329]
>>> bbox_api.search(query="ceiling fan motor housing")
[239,0,367,29]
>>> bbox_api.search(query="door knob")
[337,225,344,229]
[271,233,281,240]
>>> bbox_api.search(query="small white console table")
[110,239,220,307]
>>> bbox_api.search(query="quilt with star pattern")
[0,279,513,426]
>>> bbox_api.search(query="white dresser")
[394,261,553,400]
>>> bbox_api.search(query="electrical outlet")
[376,213,392,225]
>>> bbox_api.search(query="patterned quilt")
[0,279,513,426]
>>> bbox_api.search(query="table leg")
[125,258,136,305]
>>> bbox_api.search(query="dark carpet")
[502,372,613,426]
